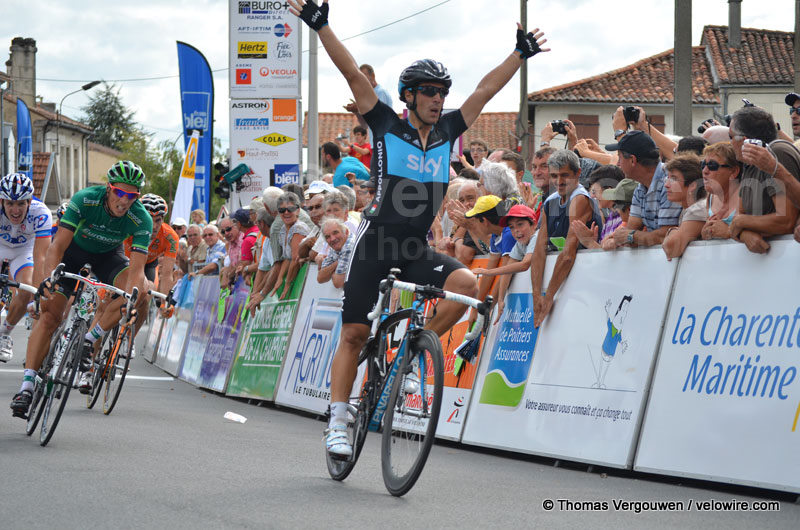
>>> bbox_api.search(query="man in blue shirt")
[321,142,369,188]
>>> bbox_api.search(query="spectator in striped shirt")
[605,130,682,248]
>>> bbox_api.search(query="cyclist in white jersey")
[0,173,52,362]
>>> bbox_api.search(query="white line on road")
[0,368,174,381]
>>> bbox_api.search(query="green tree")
[81,82,135,150]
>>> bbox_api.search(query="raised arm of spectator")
[575,139,615,166]
[631,106,678,161]
[564,120,579,151]
[290,0,377,114]
[460,24,548,127]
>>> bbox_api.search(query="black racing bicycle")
[326,268,492,496]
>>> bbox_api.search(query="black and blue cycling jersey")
[362,101,467,233]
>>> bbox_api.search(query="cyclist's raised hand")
[288,0,329,31]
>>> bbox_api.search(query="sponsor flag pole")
[177,41,214,220]
[172,130,200,223]
[16,98,33,180]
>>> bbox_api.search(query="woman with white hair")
[480,161,519,200]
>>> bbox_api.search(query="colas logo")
[254,133,295,147]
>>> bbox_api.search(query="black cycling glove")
[297,0,329,32]
[515,28,542,59]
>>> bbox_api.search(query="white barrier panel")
[462,247,676,468]
[635,239,800,493]
[274,265,365,414]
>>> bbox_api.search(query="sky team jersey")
[0,198,52,249]
[123,222,179,263]
[362,101,467,232]
[60,186,152,254]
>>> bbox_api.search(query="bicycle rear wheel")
[381,329,444,496]
[87,327,116,409]
[40,320,87,446]
[102,325,132,415]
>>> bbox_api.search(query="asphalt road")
[0,326,797,529]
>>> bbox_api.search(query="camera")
[551,120,568,135]
[336,133,348,141]
[697,118,716,134]
[744,138,764,147]
[623,106,640,124]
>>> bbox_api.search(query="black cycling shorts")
[144,259,159,282]
[54,240,130,298]
[342,221,466,326]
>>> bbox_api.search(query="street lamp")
[55,80,101,197]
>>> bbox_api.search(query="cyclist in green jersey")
[10,161,152,416]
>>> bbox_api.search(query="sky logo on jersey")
[274,23,292,37]
[385,135,450,184]
[236,68,252,85]
[254,133,294,146]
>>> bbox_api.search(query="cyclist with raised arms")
[289,0,549,458]
[10,161,152,416]
[122,193,178,328]
[0,173,52,363]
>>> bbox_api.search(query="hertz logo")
[237,41,268,58]
[254,133,295,146]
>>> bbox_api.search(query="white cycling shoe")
[0,334,13,363]
[325,423,353,459]
[77,372,93,395]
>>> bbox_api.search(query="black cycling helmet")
[397,59,451,105]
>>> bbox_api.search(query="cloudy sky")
[1,0,795,151]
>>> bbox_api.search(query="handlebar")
[0,273,41,314]
[148,288,177,308]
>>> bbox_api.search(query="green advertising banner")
[225,265,308,401]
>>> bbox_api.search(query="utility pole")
[517,0,529,165]
[673,0,692,136]
[307,30,319,183]
[795,0,800,92]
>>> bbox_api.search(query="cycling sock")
[20,368,36,393]
[85,323,106,343]
[329,401,349,427]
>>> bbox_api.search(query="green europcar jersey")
[60,186,152,254]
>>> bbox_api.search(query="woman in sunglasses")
[11,161,152,413]
[661,155,708,260]
[268,192,310,301]
[699,142,741,241]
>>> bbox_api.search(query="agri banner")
[226,265,307,400]
[636,239,800,493]
[229,0,301,98]
[15,98,32,179]
[229,98,300,200]
[197,278,251,392]
[178,275,220,385]
[462,248,677,468]
[177,41,213,218]
[154,276,197,376]
[274,265,366,414]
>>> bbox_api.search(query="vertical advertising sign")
[15,99,32,180]
[172,131,199,223]
[177,41,214,219]
[229,0,301,98]
[229,98,301,197]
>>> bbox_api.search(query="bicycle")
[25,263,138,445]
[326,268,492,496]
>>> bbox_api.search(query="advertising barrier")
[462,248,677,468]
[154,277,196,376]
[198,278,252,392]
[178,276,221,385]
[635,239,800,493]
[226,265,307,400]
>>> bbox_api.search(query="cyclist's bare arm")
[125,251,147,297]
[41,228,73,296]
[31,235,51,287]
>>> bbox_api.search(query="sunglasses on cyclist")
[108,183,140,200]
[700,160,732,171]
[415,86,449,98]
[278,206,299,214]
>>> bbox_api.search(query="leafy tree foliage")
[81,82,135,150]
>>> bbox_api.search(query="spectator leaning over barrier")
[218,216,242,287]
[177,223,207,274]
[700,142,741,242]
[264,186,313,296]
[314,191,359,265]
[531,149,602,328]
[246,207,278,312]
[189,224,226,277]
[661,155,708,260]
[297,189,328,262]
[232,208,260,283]
[473,204,538,323]
[316,217,355,288]
[727,106,800,254]
[269,192,311,300]
[605,130,682,249]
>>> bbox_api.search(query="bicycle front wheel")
[102,325,132,415]
[40,320,87,446]
[28,324,67,435]
[381,329,444,496]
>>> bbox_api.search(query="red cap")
[499,204,537,227]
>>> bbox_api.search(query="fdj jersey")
[60,186,152,254]
[363,101,467,232]
[0,198,52,249]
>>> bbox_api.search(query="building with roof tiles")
[528,25,796,148]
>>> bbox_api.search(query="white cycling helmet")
[140,193,168,217]
[0,173,34,201]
